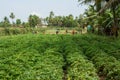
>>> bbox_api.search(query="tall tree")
[9,12,15,24]
[78,0,105,11]
[28,14,42,27]
[4,16,10,23]
[49,11,54,18]
[16,19,21,27]
[99,0,120,37]
[48,11,55,26]
[3,16,10,27]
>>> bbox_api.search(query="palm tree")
[4,16,9,23]
[9,12,15,26]
[49,11,54,19]
[99,0,120,13]
[99,0,120,37]
[78,0,104,11]
[3,16,10,27]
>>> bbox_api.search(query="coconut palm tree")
[9,12,15,24]
[78,0,104,11]
[99,0,120,37]
[3,16,10,27]
[99,0,120,13]
[49,11,54,19]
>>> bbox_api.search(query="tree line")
[0,0,120,37]
[0,11,83,28]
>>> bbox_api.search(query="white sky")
[0,0,88,22]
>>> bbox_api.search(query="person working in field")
[72,30,75,35]
[65,29,68,34]
[87,24,92,33]
[56,29,59,34]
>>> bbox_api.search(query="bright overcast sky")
[0,0,88,22]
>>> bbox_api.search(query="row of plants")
[71,34,120,80]
[0,34,65,79]
[73,34,120,60]
[67,52,99,80]
[80,34,120,61]
[75,35,120,80]
[62,38,99,80]
[0,34,99,80]
[0,34,120,80]
[0,49,64,80]
[84,47,120,80]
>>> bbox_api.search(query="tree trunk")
[112,2,119,37]
[96,0,102,12]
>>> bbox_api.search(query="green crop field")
[0,34,120,80]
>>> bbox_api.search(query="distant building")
[42,25,47,28]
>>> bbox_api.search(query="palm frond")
[99,0,120,13]
[78,0,93,5]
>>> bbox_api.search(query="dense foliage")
[0,34,120,80]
